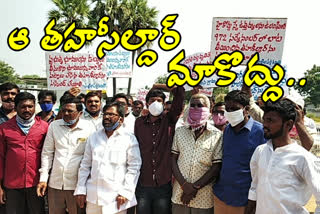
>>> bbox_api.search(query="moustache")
[2,98,14,103]
[263,127,270,132]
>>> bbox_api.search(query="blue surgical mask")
[63,118,77,126]
[40,103,53,112]
[63,113,80,126]
[104,120,120,132]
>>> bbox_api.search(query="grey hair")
[190,93,211,108]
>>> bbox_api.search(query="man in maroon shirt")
[0,92,48,214]
[134,84,185,214]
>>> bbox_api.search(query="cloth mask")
[105,119,120,132]
[16,114,35,135]
[212,113,228,126]
[187,107,211,130]
[63,113,80,126]
[224,109,244,127]
[16,114,35,128]
[40,103,53,112]
[148,101,164,116]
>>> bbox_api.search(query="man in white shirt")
[37,97,96,214]
[81,91,103,130]
[111,93,135,134]
[74,101,142,214]
[245,99,320,214]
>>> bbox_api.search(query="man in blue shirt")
[213,90,265,214]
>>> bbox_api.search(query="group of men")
[0,81,319,214]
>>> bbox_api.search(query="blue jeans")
[136,183,172,214]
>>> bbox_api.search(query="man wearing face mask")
[37,98,95,214]
[81,91,103,130]
[212,102,228,131]
[74,102,142,214]
[0,92,48,214]
[213,90,265,214]
[134,84,185,214]
[36,90,57,123]
[171,93,222,214]
[0,82,20,125]
[111,93,136,134]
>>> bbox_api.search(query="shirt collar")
[100,124,126,138]
[267,139,298,151]
[143,113,164,124]
[36,111,56,119]
[242,116,254,131]
[206,121,220,132]
[83,109,102,119]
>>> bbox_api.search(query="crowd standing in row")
[0,82,319,214]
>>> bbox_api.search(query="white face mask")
[148,101,164,116]
[224,109,244,127]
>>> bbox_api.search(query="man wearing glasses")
[212,102,228,131]
[74,102,141,214]
[37,98,95,214]
[111,93,136,134]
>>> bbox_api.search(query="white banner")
[136,88,170,105]
[105,46,132,78]
[46,52,107,90]
[181,52,219,91]
[210,17,287,66]
[229,66,289,100]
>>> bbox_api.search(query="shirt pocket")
[109,147,127,165]
[197,142,213,168]
[73,137,88,155]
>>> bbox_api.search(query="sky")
[1,0,320,94]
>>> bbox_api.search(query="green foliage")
[0,61,21,84]
[21,74,46,86]
[89,0,159,93]
[294,65,320,107]
[48,0,91,50]
[155,74,167,84]
[22,74,41,79]
[212,87,228,103]
[306,113,320,123]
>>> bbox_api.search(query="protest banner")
[46,52,107,90]
[199,88,213,97]
[181,52,219,91]
[136,88,170,105]
[105,46,133,78]
[210,17,287,66]
[229,66,289,100]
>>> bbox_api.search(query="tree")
[48,0,91,51]
[294,65,320,107]
[90,0,159,95]
[213,87,229,102]
[155,74,167,84]
[0,60,21,84]
[19,75,48,88]
[22,74,41,79]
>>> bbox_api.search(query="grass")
[306,113,320,123]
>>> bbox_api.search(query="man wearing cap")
[242,85,317,154]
